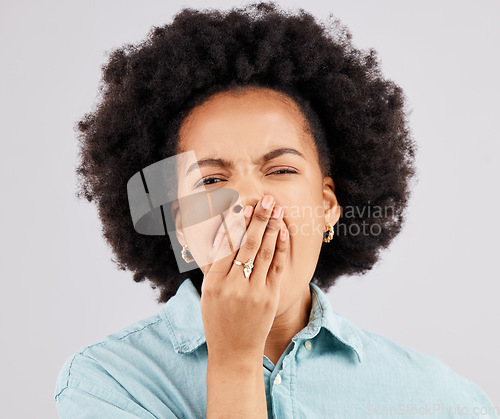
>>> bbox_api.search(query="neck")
[192,273,313,366]
[264,283,313,365]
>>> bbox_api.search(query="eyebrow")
[185,147,305,176]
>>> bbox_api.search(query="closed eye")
[270,168,297,175]
[194,168,298,188]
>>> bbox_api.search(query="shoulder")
[54,312,166,399]
[54,309,206,418]
[357,328,497,415]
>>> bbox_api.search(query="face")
[174,87,340,316]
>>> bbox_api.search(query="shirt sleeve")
[54,351,179,419]
[56,386,162,419]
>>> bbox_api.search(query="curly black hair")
[75,1,417,303]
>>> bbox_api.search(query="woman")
[54,2,497,418]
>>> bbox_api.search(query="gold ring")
[233,258,254,278]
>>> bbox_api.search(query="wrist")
[207,351,263,372]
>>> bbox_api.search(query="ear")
[322,176,341,225]
[170,200,186,247]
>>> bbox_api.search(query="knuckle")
[249,292,261,306]
[233,289,246,301]
[201,282,217,297]
[242,236,259,251]
[259,246,274,261]
[264,223,279,234]
[263,298,274,312]
[269,262,284,275]
[254,211,269,223]
[275,243,287,253]
[222,282,237,296]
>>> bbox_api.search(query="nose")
[231,181,265,214]
[232,195,263,214]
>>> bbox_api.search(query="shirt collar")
[304,282,363,362]
[161,277,363,363]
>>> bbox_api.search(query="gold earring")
[323,222,334,243]
[181,244,194,263]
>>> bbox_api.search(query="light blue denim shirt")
[54,278,498,418]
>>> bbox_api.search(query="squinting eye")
[270,168,298,175]
[194,177,223,188]
[194,168,297,188]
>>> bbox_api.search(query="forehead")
[178,88,315,156]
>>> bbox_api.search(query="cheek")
[282,196,325,243]
[286,215,324,244]
[181,223,214,268]
[178,205,228,268]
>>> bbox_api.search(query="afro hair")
[75,1,417,303]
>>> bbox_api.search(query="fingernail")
[271,205,281,219]
[262,195,274,210]
[280,227,288,241]
[244,205,253,218]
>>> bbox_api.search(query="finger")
[207,204,253,278]
[266,218,289,291]
[249,204,283,286]
[212,204,250,251]
[233,204,256,252]
[230,195,275,281]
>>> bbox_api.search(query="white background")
[1,0,498,417]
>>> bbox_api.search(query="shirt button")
[304,340,312,350]
[274,373,282,385]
